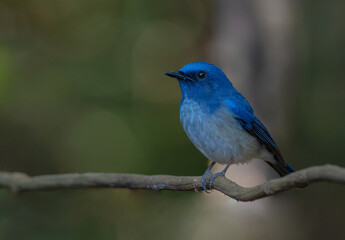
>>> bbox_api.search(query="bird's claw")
[201,169,213,193]
[209,172,225,188]
[200,162,216,193]
[201,177,210,193]
[201,171,225,192]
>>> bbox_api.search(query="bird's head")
[165,62,233,100]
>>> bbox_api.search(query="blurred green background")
[0,0,344,239]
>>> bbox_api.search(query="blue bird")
[165,62,295,192]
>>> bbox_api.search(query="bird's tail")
[266,161,295,177]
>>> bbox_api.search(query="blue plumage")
[165,62,295,191]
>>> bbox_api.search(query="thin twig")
[0,164,344,201]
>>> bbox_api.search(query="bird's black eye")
[196,71,207,80]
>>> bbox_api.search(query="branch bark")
[0,164,344,201]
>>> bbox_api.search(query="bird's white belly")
[180,100,262,164]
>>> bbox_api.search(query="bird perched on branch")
[165,62,295,192]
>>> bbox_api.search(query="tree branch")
[0,164,344,201]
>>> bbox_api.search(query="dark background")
[0,1,344,239]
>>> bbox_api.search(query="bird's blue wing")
[225,99,284,165]
[229,90,254,114]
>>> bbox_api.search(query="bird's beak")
[164,71,195,82]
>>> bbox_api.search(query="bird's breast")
[179,99,261,164]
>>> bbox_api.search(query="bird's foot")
[209,161,232,188]
[201,169,212,193]
[201,162,216,193]
[209,171,226,188]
